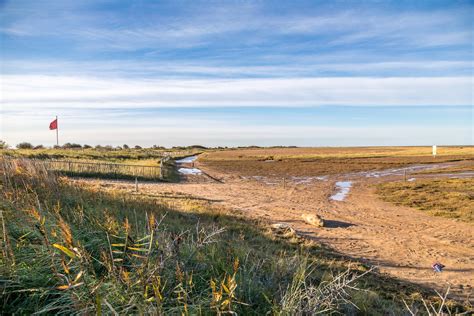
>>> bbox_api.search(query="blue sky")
[0,0,472,147]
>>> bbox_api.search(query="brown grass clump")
[376,178,474,222]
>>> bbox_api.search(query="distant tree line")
[0,140,297,151]
[2,141,210,151]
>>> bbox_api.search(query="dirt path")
[78,162,474,302]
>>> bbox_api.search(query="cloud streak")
[2,59,471,78]
[1,2,471,52]
[2,75,471,109]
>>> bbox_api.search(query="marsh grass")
[376,178,474,222]
[201,146,474,160]
[200,147,474,178]
[0,158,466,314]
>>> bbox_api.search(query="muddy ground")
[76,158,474,303]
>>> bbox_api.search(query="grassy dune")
[377,178,474,222]
[0,158,464,314]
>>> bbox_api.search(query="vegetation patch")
[200,147,474,177]
[202,146,474,160]
[376,178,474,222]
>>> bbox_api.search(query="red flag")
[49,118,58,130]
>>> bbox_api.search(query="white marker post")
[432,145,437,158]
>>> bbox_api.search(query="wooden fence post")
[160,159,163,179]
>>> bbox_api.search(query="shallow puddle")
[330,181,352,201]
[362,164,448,178]
[444,172,474,178]
[291,176,328,185]
[175,155,198,164]
[175,155,202,175]
[178,167,202,175]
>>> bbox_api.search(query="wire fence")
[45,159,163,180]
[5,158,165,181]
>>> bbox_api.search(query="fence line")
[8,158,164,181]
[42,159,162,169]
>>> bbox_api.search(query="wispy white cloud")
[2,75,471,109]
[2,59,471,78]
[1,1,471,51]
[327,10,471,47]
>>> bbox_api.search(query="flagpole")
[56,116,59,146]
